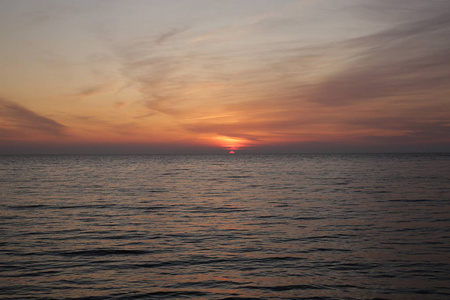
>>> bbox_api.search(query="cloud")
[74,81,122,99]
[0,98,67,138]
[75,84,107,98]
[114,100,128,108]
[154,27,188,45]
[309,4,450,106]
[109,1,450,150]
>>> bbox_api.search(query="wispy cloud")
[107,0,450,149]
[75,84,107,98]
[309,6,450,106]
[73,80,124,99]
[0,98,67,138]
[155,27,188,45]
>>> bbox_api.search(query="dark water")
[1,154,449,300]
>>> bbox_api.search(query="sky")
[1,0,449,154]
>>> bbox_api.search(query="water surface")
[1,154,449,299]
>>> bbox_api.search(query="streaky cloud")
[96,0,450,151]
[310,6,450,106]
[0,98,67,137]
[155,27,188,45]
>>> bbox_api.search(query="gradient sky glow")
[1,0,449,154]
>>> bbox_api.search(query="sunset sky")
[1,0,449,154]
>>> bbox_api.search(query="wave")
[57,249,150,257]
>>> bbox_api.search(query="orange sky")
[1,0,449,154]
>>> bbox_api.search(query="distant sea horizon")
[1,151,449,156]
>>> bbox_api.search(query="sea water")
[1,154,449,299]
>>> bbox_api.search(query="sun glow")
[215,136,249,150]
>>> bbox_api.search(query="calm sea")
[1,154,449,299]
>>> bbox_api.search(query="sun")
[229,150,235,154]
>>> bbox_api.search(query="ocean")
[1,154,449,299]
